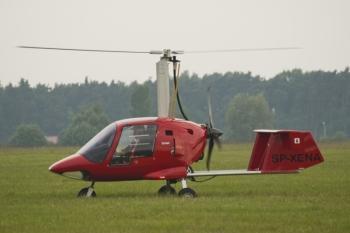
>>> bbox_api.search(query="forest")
[0,67,349,144]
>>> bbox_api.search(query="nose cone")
[49,154,85,174]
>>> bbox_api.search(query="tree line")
[0,68,349,145]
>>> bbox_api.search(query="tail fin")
[248,130,324,173]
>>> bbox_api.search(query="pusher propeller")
[206,87,223,170]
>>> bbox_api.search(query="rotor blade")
[207,87,214,128]
[17,46,152,54]
[18,46,299,54]
[206,138,214,170]
[185,47,301,54]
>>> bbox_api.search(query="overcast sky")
[0,0,349,86]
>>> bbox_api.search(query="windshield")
[78,123,117,163]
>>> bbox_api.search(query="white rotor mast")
[155,49,183,117]
[156,51,171,117]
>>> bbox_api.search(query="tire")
[77,187,96,198]
[158,185,176,196]
[178,188,197,198]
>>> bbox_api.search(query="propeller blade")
[206,137,214,170]
[213,137,222,149]
[185,47,301,54]
[205,87,223,170]
[207,87,214,128]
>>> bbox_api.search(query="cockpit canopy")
[78,123,117,163]
[77,122,158,164]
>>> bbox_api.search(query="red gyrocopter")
[19,46,324,198]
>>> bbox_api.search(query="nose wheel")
[77,182,96,198]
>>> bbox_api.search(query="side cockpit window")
[111,124,157,165]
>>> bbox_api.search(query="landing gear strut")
[77,181,96,198]
[158,180,176,196]
[178,179,197,198]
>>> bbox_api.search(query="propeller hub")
[207,127,223,138]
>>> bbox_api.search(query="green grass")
[0,143,349,233]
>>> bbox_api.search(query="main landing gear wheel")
[77,182,96,198]
[178,178,197,198]
[178,188,197,198]
[158,185,176,196]
[158,180,177,196]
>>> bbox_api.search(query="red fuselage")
[49,117,207,181]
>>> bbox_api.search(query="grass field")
[0,143,349,233]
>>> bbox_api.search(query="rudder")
[248,130,324,173]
